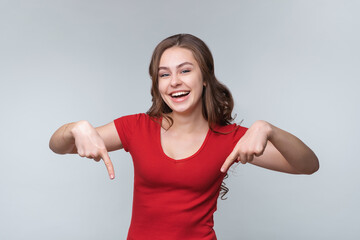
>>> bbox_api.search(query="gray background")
[1,0,359,239]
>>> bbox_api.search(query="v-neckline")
[157,117,211,163]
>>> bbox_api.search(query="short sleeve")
[212,123,248,149]
[231,124,248,147]
[113,114,141,152]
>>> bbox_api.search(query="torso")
[113,113,248,240]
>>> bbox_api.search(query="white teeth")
[171,91,189,97]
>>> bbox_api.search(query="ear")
[203,81,207,87]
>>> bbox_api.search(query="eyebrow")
[158,62,194,71]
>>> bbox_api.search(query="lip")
[168,90,191,103]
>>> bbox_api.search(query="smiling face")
[158,47,205,116]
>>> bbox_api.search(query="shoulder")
[114,113,161,130]
[210,123,248,147]
[212,123,248,135]
[114,113,148,121]
[113,113,158,152]
[114,113,154,124]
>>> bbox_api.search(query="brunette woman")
[49,34,319,240]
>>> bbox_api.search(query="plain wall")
[1,0,359,239]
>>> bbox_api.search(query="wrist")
[71,120,89,134]
[254,120,273,140]
[63,122,78,143]
[264,121,275,141]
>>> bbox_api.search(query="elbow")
[49,138,60,154]
[291,155,319,175]
[49,137,56,153]
[302,156,320,175]
[48,133,60,154]
[48,136,66,155]
[305,164,319,175]
[309,154,320,174]
[309,161,320,175]
[312,159,320,174]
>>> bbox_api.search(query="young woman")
[49,34,319,240]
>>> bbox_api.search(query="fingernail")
[110,174,114,179]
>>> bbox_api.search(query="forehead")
[159,47,197,67]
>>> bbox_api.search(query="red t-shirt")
[114,113,247,240]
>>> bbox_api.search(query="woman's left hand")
[221,120,271,173]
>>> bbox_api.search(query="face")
[158,47,205,116]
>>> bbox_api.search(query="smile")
[170,91,190,98]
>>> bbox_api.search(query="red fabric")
[114,113,247,240]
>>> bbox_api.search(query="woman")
[49,34,319,240]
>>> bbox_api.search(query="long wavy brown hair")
[147,33,235,199]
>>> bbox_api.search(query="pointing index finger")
[221,150,237,173]
[100,149,115,180]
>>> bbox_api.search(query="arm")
[49,120,123,179]
[221,120,319,174]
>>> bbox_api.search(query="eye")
[181,69,191,74]
[159,73,170,78]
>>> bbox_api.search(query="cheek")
[193,76,205,92]
[158,81,168,99]
[158,80,165,93]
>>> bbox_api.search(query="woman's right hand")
[71,121,115,180]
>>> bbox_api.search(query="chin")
[170,105,198,115]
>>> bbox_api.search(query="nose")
[170,74,182,87]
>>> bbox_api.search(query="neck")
[165,106,208,134]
